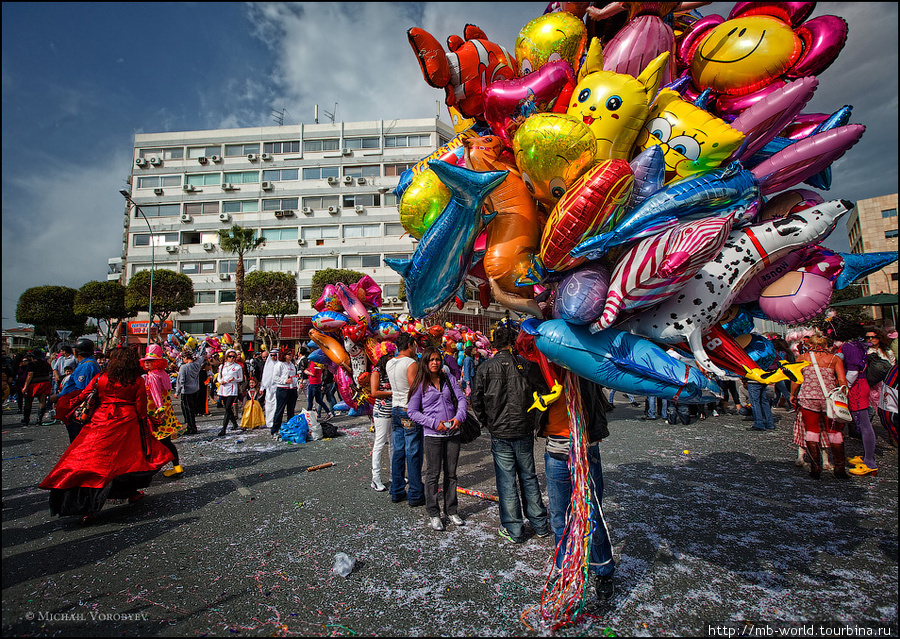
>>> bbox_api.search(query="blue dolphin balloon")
[834,252,899,290]
[385,161,507,318]
[532,320,721,403]
[571,162,761,261]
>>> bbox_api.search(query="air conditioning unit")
[357,177,367,185]
[286,270,298,277]
[261,181,273,190]
[341,148,352,155]
[198,157,208,164]
[219,273,231,281]
[274,210,285,218]
[210,155,222,163]
[343,175,353,184]
[281,209,294,217]
[183,184,196,192]
[153,187,164,195]
[261,153,273,161]
[301,207,314,214]
[165,245,179,253]
[135,158,148,168]
[327,206,339,214]
[354,205,365,213]
[180,213,192,223]
[390,297,400,303]
[222,183,235,191]
[297,238,307,246]
[247,153,259,162]
[149,157,162,166]
[327,176,339,185]
[202,242,214,251]
[219,212,230,222]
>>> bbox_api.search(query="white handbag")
[810,354,853,423]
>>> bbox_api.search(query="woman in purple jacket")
[407,346,467,532]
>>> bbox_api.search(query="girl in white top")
[217,349,244,436]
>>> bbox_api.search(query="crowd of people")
[2,318,896,605]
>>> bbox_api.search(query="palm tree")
[218,225,266,352]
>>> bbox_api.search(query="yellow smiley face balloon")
[567,39,669,160]
[636,89,746,183]
[512,112,596,210]
[515,11,587,76]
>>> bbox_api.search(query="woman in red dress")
[40,347,174,524]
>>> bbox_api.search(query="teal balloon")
[835,252,899,290]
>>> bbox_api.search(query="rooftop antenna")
[271,107,285,126]
[315,104,319,124]
[324,102,338,123]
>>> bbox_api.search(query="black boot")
[217,428,226,437]
[805,442,822,479]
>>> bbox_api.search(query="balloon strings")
[538,371,596,629]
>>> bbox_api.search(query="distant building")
[846,193,899,323]
[120,118,505,349]
[2,327,35,353]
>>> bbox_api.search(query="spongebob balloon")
[566,38,669,160]
[515,11,587,76]
[637,89,746,183]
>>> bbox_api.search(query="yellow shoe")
[847,456,863,465]
[163,465,184,477]
[847,463,878,477]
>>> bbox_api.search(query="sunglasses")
[226,354,236,358]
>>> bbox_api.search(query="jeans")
[423,434,461,517]
[646,397,668,419]
[390,406,424,501]
[307,383,329,415]
[772,380,790,406]
[544,444,614,576]
[608,390,634,404]
[747,382,774,430]
[491,436,548,541]
[271,387,298,435]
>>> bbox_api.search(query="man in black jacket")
[471,324,550,544]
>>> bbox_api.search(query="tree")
[310,268,367,309]
[74,280,135,350]
[125,269,194,342]
[16,286,87,349]
[801,285,871,333]
[244,271,299,350]
[218,225,266,351]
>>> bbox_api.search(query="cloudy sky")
[2,3,897,330]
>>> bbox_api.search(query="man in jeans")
[386,333,424,507]
[471,324,549,543]
[174,344,207,435]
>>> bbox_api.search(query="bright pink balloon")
[335,282,370,326]
[349,275,383,308]
[759,271,834,324]
[602,14,675,86]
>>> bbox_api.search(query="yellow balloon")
[515,11,587,76]
[398,168,451,239]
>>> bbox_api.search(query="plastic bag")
[280,413,309,444]
[333,552,355,577]
[305,409,323,441]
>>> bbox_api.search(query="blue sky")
[2,3,897,331]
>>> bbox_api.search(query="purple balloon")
[731,77,818,162]
[553,261,610,325]
[603,14,675,86]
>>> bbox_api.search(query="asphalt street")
[2,398,897,637]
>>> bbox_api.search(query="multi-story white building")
[118,118,504,349]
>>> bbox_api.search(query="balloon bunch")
[443,323,492,366]
[309,276,402,414]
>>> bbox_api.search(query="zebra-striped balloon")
[599,214,735,329]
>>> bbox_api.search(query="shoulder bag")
[809,354,853,423]
[448,380,481,444]
[71,376,101,425]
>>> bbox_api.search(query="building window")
[180,320,215,333]
[301,256,339,270]
[262,168,299,182]
[384,162,415,176]
[222,200,259,214]
[139,147,184,160]
[302,195,340,209]
[133,233,179,246]
[181,231,220,245]
[301,226,340,241]
[223,171,260,184]
[343,137,380,150]
[892,273,899,282]
[260,257,298,272]
[132,262,175,274]
[138,204,180,217]
[343,224,380,239]
[343,165,381,178]
[219,290,237,303]
[181,262,216,275]
[225,143,259,156]
[385,253,411,263]
[384,223,406,236]
[882,208,897,218]
[302,139,338,153]
[136,175,181,189]
[299,287,312,301]
[383,284,401,298]
[301,166,340,180]
[886,229,899,239]
[343,194,381,208]
[219,259,256,274]
[194,291,216,304]
[384,134,431,148]
[383,192,399,207]
[186,173,221,187]
[343,254,381,269]
[184,202,220,216]
[264,141,301,154]
[187,146,222,159]
[261,227,298,242]
[262,198,299,211]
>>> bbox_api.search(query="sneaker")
[391,493,408,504]
[498,526,522,544]
[712,410,720,417]
[534,528,552,538]
[630,402,640,407]
[371,480,387,492]
[409,498,425,508]
[448,514,464,526]
[595,575,615,601]
[429,516,445,531]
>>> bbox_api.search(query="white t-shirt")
[386,356,415,409]
[218,362,244,397]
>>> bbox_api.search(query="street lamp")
[119,188,155,345]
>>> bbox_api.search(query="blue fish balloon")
[385,161,507,318]
[834,251,899,290]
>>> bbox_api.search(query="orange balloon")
[465,136,540,297]
[309,329,351,369]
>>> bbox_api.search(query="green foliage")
[16,286,87,346]
[125,269,194,329]
[310,268,367,309]
[801,285,871,332]
[75,280,135,350]
[245,271,299,317]
[218,225,266,349]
